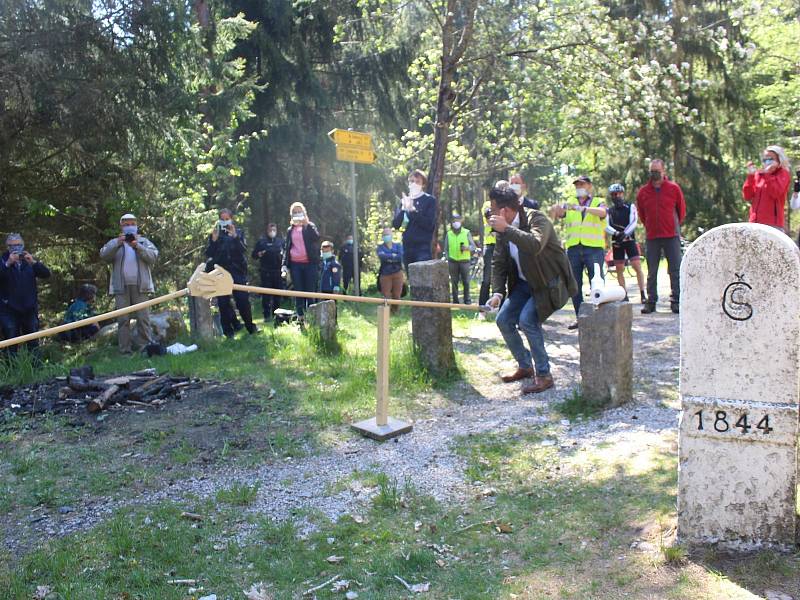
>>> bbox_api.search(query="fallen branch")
[302,574,341,596]
[167,579,198,585]
[455,519,497,533]
[87,384,120,414]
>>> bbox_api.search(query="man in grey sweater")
[100,213,159,353]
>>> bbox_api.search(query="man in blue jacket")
[391,169,438,272]
[0,233,51,354]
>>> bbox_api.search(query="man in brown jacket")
[486,186,577,393]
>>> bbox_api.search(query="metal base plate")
[351,417,413,441]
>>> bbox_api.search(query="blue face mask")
[122,225,138,235]
[322,251,333,260]
[763,158,775,167]
[346,239,354,245]
[382,235,393,244]
[8,244,23,254]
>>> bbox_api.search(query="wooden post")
[351,303,412,441]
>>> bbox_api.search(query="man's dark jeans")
[0,306,39,354]
[644,236,682,304]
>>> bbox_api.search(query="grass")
[555,388,603,419]
[215,483,259,506]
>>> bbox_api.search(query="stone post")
[188,296,215,341]
[306,300,339,352]
[409,260,455,373]
[577,300,632,407]
[678,223,800,550]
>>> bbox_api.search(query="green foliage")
[555,389,604,420]
[216,482,260,506]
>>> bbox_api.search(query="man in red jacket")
[636,159,686,314]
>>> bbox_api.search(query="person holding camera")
[443,213,476,304]
[282,202,321,318]
[0,233,51,354]
[100,214,158,354]
[252,223,285,322]
[743,145,792,230]
[486,186,577,394]
[206,208,258,337]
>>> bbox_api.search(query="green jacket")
[491,208,578,322]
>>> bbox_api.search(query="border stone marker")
[188,296,215,341]
[577,300,632,407]
[409,260,455,373]
[678,223,800,550]
[306,300,339,352]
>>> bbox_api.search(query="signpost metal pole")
[350,160,360,296]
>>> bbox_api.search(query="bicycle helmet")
[608,183,625,193]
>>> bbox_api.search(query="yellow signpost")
[328,128,376,296]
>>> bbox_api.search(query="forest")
[1,0,798,312]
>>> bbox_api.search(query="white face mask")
[268,230,277,238]
[575,188,589,199]
[453,222,461,230]
[510,183,522,195]
[292,213,305,223]
[408,182,422,196]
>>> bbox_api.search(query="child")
[319,241,342,294]
[59,284,100,342]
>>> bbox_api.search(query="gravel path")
[3,291,681,552]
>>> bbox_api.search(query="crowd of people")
[3,149,800,382]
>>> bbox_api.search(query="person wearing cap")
[0,233,51,354]
[635,159,686,314]
[319,241,343,294]
[606,184,646,304]
[443,212,476,304]
[391,169,438,271]
[206,208,258,337]
[509,173,540,210]
[100,214,158,353]
[549,175,607,328]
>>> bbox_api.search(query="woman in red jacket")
[742,145,792,230]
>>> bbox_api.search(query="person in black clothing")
[605,183,646,303]
[391,169,438,271]
[205,208,258,337]
[0,233,51,354]
[252,222,285,321]
[338,234,362,294]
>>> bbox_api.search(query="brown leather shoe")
[501,367,534,383]
[522,374,554,394]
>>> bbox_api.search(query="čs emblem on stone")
[721,273,752,321]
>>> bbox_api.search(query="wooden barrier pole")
[375,303,390,426]
[0,289,190,350]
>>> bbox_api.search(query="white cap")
[119,213,136,222]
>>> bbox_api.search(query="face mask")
[408,182,422,196]
[267,230,277,239]
[322,251,333,259]
[649,171,662,181]
[218,219,232,228]
[575,188,589,199]
[346,239,354,245]
[763,158,775,166]
[8,244,23,254]
[452,222,461,229]
[509,184,522,195]
[122,225,138,235]
[292,213,305,224]
[612,195,624,205]
[382,234,393,244]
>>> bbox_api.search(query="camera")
[125,233,135,243]
[794,170,800,194]
[484,207,493,220]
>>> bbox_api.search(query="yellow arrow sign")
[328,128,372,149]
[335,144,375,164]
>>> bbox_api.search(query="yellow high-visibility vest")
[447,228,472,261]
[482,200,496,245]
[563,197,606,249]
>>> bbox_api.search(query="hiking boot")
[522,374,555,394]
[246,323,259,334]
[501,367,534,383]
[641,303,656,314]
[670,302,680,314]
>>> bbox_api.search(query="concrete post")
[409,260,455,373]
[678,223,800,550]
[188,296,216,341]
